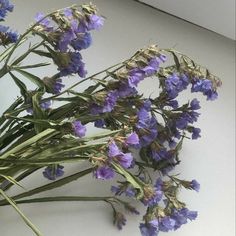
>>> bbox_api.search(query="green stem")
[0,167,93,206]
[0,196,117,206]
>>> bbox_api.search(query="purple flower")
[91,90,119,114]
[58,30,76,52]
[125,132,140,146]
[34,12,52,29]
[0,0,14,20]
[139,220,159,236]
[176,116,188,130]
[190,98,201,110]
[151,148,169,161]
[142,57,161,76]
[191,179,200,192]
[43,165,64,180]
[114,212,127,230]
[117,82,137,98]
[191,78,218,100]
[94,119,105,128]
[72,120,86,137]
[136,108,158,146]
[165,73,189,99]
[59,52,87,77]
[192,127,201,139]
[128,69,145,88]
[71,32,92,51]
[159,217,175,232]
[94,166,115,180]
[53,78,65,94]
[87,14,104,30]
[108,141,133,168]
[171,208,198,230]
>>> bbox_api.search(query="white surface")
[140,0,236,40]
[0,0,235,235]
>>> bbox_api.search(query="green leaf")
[14,68,45,90]
[112,162,144,199]
[0,189,43,236]
[0,174,25,189]
[9,72,29,101]
[15,62,51,70]
[33,49,52,59]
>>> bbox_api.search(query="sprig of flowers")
[0,1,221,236]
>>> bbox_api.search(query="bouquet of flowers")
[0,1,221,235]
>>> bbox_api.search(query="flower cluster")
[0,2,221,236]
[0,0,18,46]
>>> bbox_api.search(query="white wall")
[0,0,235,236]
[140,0,236,40]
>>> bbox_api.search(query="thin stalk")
[0,196,117,206]
[0,167,93,206]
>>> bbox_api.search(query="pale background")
[0,0,235,236]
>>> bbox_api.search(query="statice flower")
[94,119,106,128]
[128,68,145,88]
[111,185,136,197]
[87,14,104,30]
[0,25,18,45]
[108,141,133,168]
[71,32,92,50]
[72,120,86,137]
[191,127,201,139]
[142,57,161,76]
[59,51,87,77]
[165,73,189,99]
[91,90,119,114]
[191,78,218,100]
[0,0,14,20]
[158,217,175,232]
[190,98,201,110]
[136,108,158,146]
[114,212,127,230]
[94,166,115,180]
[171,208,198,230]
[139,219,159,236]
[43,77,65,94]
[125,132,140,146]
[190,179,200,192]
[43,165,64,180]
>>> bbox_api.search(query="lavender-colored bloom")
[63,8,73,17]
[192,127,201,139]
[53,78,65,94]
[139,220,159,236]
[108,141,133,168]
[165,73,189,99]
[111,185,135,197]
[171,208,198,230]
[58,30,76,52]
[6,30,18,42]
[167,100,179,109]
[142,57,160,76]
[143,99,152,111]
[40,100,51,110]
[176,117,188,130]
[34,12,51,28]
[190,98,201,110]
[116,152,133,169]
[71,32,92,51]
[117,82,137,98]
[59,52,87,77]
[151,148,168,161]
[191,179,200,192]
[142,189,163,207]
[159,217,175,232]
[94,119,105,128]
[114,212,127,230]
[43,165,64,180]
[136,108,158,146]
[91,90,119,115]
[191,78,218,100]
[95,166,115,180]
[72,120,86,137]
[126,132,140,146]
[0,0,14,20]
[87,14,104,30]
[128,69,145,88]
